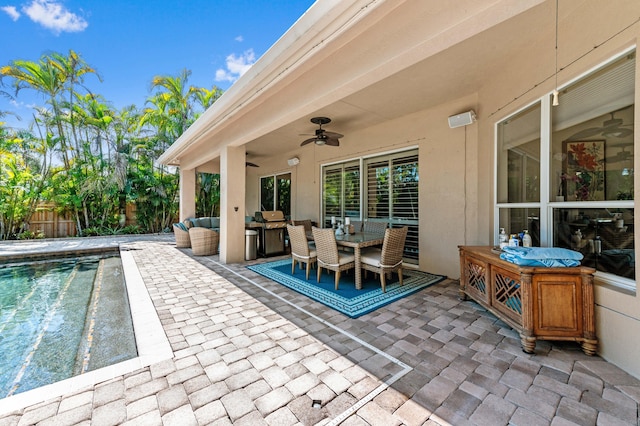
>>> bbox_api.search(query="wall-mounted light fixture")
[287,157,300,166]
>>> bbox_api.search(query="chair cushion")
[210,217,220,228]
[294,249,317,260]
[185,218,197,228]
[337,253,356,265]
[360,248,382,266]
[174,222,188,232]
[197,217,212,228]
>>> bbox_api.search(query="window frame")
[260,172,291,216]
[320,146,420,263]
[494,47,636,291]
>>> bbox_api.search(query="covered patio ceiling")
[159,0,610,171]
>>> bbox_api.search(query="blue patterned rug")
[247,259,446,318]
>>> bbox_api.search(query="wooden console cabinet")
[458,246,597,355]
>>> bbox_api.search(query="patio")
[1,236,639,425]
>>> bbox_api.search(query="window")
[496,50,635,287]
[322,149,419,263]
[322,161,360,226]
[260,173,291,216]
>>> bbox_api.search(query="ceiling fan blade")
[604,128,633,138]
[300,137,317,146]
[567,127,603,141]
[325,138,340,146]
[602,150,633,163]
[323,131,344,139]
[246,162,259,167]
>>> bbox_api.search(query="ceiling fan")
[567,110,633,141]
[604,143,633,164]
[300,117,343,146]
[246,153,259,167]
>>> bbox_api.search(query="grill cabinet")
[254,211,287,257]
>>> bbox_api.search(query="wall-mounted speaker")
[448,110,476,128]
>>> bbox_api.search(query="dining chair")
[361,226,408,292]
[292,219,313,233]
[312,227,355,290]
[287,224,317,280]
[349,220,363,233]
[363,220,388,234]
[292,219,316,249]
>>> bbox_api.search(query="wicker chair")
[363,221,388,234]
[312,227,355,290]
[287,224,317,280]
[173,223,191,248]
[349,220,363,234]
[188,227,219,256]
[361,226,408,292]
[292,219,313,234]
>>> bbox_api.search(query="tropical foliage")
[0,50,222,239]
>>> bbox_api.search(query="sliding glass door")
[321,149,419,263]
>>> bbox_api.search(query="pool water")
[0,255,137,397]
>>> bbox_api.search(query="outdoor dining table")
[307,231,385,290]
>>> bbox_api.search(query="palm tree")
[49,50,101,154]
[193,85,224,113]
[0,50,98,168]
[140,69,206,145]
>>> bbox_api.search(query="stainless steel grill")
[255,211,288,229]
[254,211,287,256]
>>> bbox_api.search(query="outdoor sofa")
[172,216,220,255]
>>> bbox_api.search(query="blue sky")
[0,0,314,129]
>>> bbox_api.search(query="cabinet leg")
[520,335,536,354]
[459,289,469,301]
[581,339,598,356]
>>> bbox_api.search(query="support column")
[179,168,196,222]
[220,145,246,263]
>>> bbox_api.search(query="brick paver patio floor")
[1,238,639,425]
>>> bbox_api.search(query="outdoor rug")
[247,258,446,318]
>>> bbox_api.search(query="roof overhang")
[159,0,547,169]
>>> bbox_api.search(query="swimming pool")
[0,255,137,397]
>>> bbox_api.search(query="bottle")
[509,234,519,247]
[594,236,602,255]
[522,230,532,247]
[499,228,508,249]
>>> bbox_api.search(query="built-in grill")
[254,211,287,256]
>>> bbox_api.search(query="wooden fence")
[29,204,77,238]
[28,203,138,238]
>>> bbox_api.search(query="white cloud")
[215,49,256,83]
[234,35,243,42]
[1,6,20,20]
[22,0,88,34]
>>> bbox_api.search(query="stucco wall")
[246,94,479,279]
[475,2,640,378]
[243,0,640,378]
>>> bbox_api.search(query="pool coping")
[0,247,173,416]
